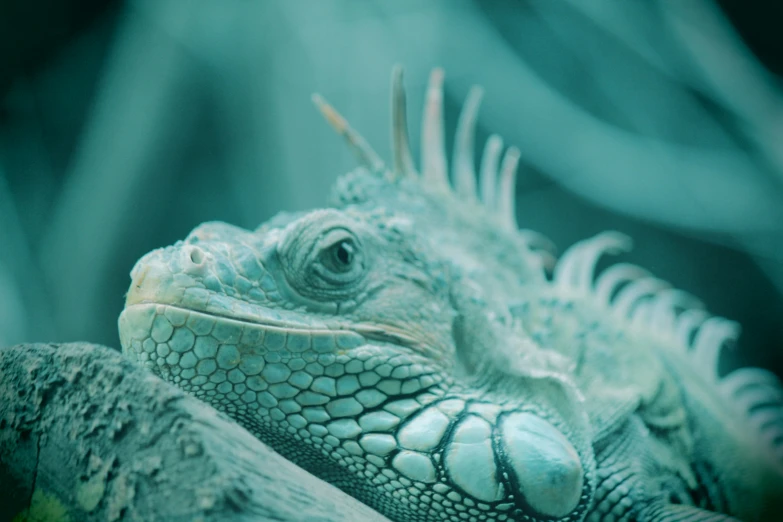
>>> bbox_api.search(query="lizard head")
[121,202,458,366]
[119,68,595,522]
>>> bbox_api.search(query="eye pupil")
[335,241,353,266]
[314,233,362,280]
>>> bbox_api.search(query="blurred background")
[1,0,782,377]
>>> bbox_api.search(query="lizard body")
[119,67,783,521]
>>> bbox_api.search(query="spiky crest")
[312,66,555,274]
[554,232,783,470]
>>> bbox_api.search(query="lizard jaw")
[119,303,367,375]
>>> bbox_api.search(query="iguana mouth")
[125,298,436,350]
[125,301,331,332]
[120,302,367,353]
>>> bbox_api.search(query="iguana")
[118,67,783,521]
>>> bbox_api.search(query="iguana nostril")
[185,246,205,266]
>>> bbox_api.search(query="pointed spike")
[421,68,449,189]
[553,242,587,290]
[759,413,783,432]
[518,230,557,254]
[733,387,783,414]
[692,318,740,381]
[574,232,632,293]
[391,66,417,178]
[675,309,709,347]
[452,86,484,200]
[554,232,629,291]
[312,93,385,174]
[649,289,703,334]
[630,300,654,328]
[745,407,783,434]
[497,146,521,229]
[649,290,703,334]
[747,407,783,429]
[532,250,558,273]
[721,367,782,398]
[594,263,650,305]
[611,278,670,319]
[479,134,503,207]
[652,307,677,335]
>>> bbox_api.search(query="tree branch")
[0,342,388,522]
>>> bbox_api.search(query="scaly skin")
[119,68,783,521]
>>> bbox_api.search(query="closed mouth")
[119,302,368,359]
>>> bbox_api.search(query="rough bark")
[0,342,388,522]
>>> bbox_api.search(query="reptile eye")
[278,217,368,300]
[311,229,365,286]
[322,240,356,273]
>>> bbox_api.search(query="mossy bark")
[0,343,388,522]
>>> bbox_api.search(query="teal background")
[1,0,782,376]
